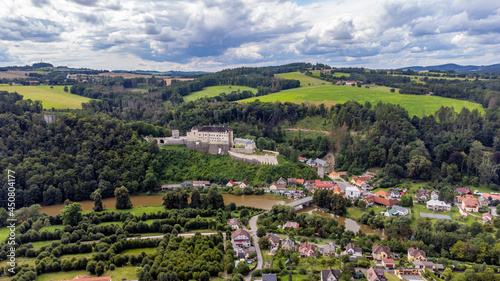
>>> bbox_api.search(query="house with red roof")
[382,258,395,269]
[456,187,472,195]
[462,197,479,212]
[299,242,316,257]
[283,221,300,229]
[363,195,398,207]
[231,229,251,248]
[375,190,390,199]
[328,172,340,180]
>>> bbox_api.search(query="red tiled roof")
[375,190,389,198]
[231,229,251,240]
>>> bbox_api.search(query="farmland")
[184,85,258,102]
[241,72,485,117]
[0,85,92,109]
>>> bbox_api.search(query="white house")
[345,185,362,198]
[231,229,251,248]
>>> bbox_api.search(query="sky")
[1,0,499,71]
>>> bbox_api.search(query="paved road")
[243,213,264,281]
[490,206,498,216]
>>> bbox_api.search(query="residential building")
[296,179,305,185]
[456,187,472,195]
[265,233,280,248]
[388,189,401,198]
[281,238,295,251]
[328,172,340,180]
[363,195,398,207]
[193,181,210,187]
[342,243,363,258]
[318,242,337,257]
[484,212,493,224]
[431,191,439,200]
[415,189,430,201]
[226,180,235,187]
[298,157,307,162]
[346,185,362,198]
[426,199,451,212]
[262,274,278,281]
[321,267,341,281]
[283,221,300,229]
[413,261,444,271]
[228,218,240,230]
[366,267,387,281]
[375,190,390,199]
[384,205,409,217]
[408,248,427,262]
[372,245,391,261]
[244,246,256,258]
[462,197,479,212]
[299,242,316,257]
[180,181,192,187]
[231,229,251,248]
[287,178,297,186]
[478,196,489,206]
[333,186,342,194]
[276,177,287,186]
[382,258,395,269]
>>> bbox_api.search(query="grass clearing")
[0,227,9,242]
[31,240,59,249]
[121,247,157,255]
[0,84,92,109]
[184,85,258,102]
[242,72,485,117]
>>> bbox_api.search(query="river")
[39,194,291,216]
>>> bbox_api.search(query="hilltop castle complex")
[145,125,277,165]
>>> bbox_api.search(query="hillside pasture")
[243,72,485,117]
[184,85,258,102]
[0,85,92,109]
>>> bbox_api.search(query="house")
[462,197,479,212]
[375,190,390,199]
[231,229,251,248]
[478,196,489,206]
[281,238,295,251]
[161,184,181,191]
[239,180,250,189]
[346,186,362,198]
[333,186,342,194]
[328,172,340,180]
[318,242,337,257]
[316,183,336,190]
[395,269,424,280]
[413,261,444,271]
[366,267,387,281]
[388,189,401,198]
[287,178,297,186]
[55,276,111,281]
[372,245,391,261]
[456,187,472,195]
[180,181,192,187]
[262,274,278,281]
[431,191,439,200]
[314,158,327,167]
[265,233,281,248]
[483,213,493,224]
[296,179,305,185]
[384,205,409,217]
[244,246,256,258]
[283,221,300,229]
[342,243,362,258]
[276,177,287,186]
[426,200,451,212]
[193,181,211,187]
[363,195,398,207]
[228,218,240,230]
[456,195,474,204]
[408,247,427,262]
[298,157,307,162]
[299,242,316,257]
[382,258,395,269]
[226,180,235,187]
[415,189,430,201]
[321,267,341,281]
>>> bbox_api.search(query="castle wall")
[228,151,279,165]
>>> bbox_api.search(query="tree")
[406,155,432,179]
[443,268,453,281]
[90,189,103,212]
[61,203,82,226]
[257,227,266,237]
[63,86,69,92]
[258,237,270,249]
[115,186,133,209]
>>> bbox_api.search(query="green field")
[184,85,258,102]
[242,72,485,117]
[0,85,92,109]
[35,266,141,281]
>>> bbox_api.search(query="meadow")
[0,84,92,109]
[241,72,485,117]
[184,85,258,102]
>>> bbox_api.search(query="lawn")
[241,72,485,117]
[0,257,36,268]
[184,85,258,102]
[121,247,157,255]
[35,266,141,281]
[31,240,59,249]
[39,224,66,233]
[82,205,165,216]
[0,227,9,242]
[0,84,92,109]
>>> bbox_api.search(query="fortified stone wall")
[228,150,279,165]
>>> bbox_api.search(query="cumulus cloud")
[0,0,500,70]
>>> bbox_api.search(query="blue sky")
[1,0,499,71]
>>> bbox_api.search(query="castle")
[186,126,233,155]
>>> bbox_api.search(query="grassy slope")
[241,72,485,117]
[184,85,258,102]
[0,85,92,109]
[35,266,141,281]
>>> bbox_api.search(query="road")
[242,213,264,281]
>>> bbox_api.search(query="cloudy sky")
[1,0,499,71]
